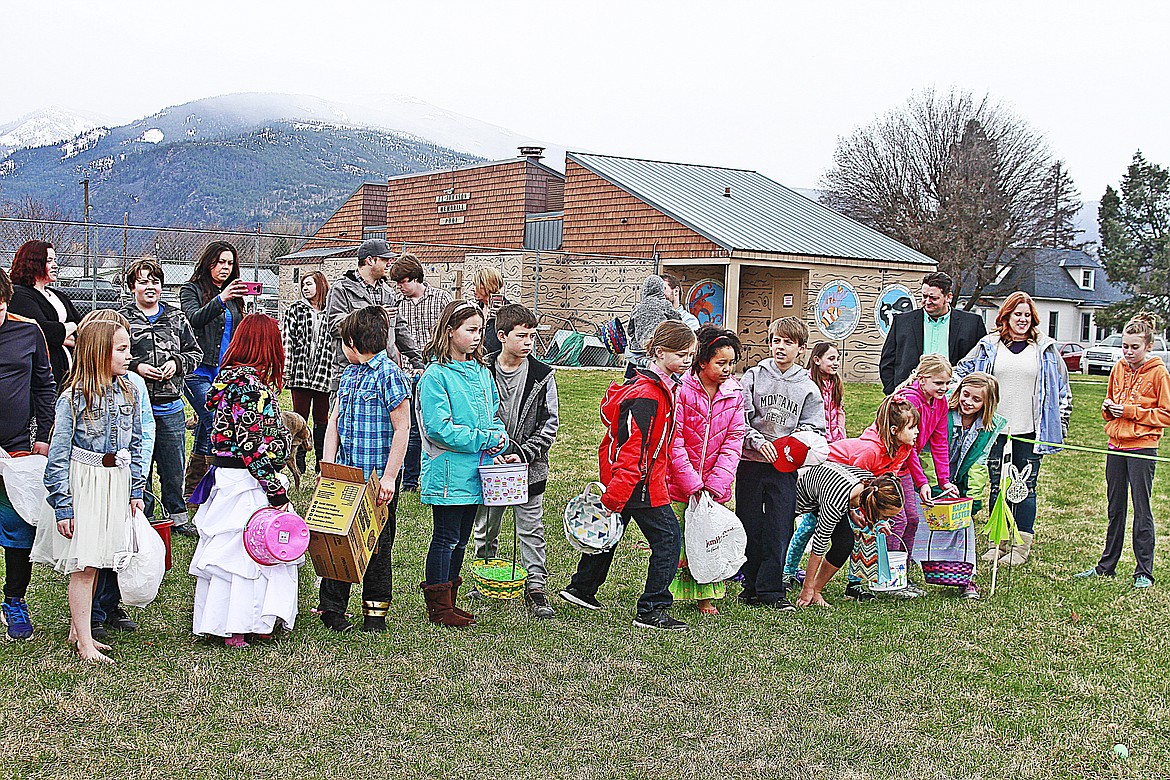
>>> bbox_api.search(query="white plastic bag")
[114,510,166,608]
[0,450,54,527]
[684,492,747,584]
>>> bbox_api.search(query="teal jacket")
[926,410,1007,514]
[416,358,509,506]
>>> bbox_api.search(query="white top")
[993,342,1039,435]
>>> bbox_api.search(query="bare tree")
[821,89,1061,306]
[0,197,81,266]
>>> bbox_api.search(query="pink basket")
[243,507,310,566]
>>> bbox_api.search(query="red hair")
[995,291,1040,344]
[10,241,51,286]
[220,314,285,390]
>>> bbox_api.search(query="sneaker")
[737,592,761,606]
[172,523,199,538]
[91,622,110,642]
[1073,568,1102,578]
[360,616,388,633]
[844,582,875,602]
[633,609,688,631]
[961,584,981,600]
[558,587,602,611]
[782,574,801,592]
[526,589,556,619]
[1134,575,1154,589]
[104,606,138,632]
[877,586,921,600]
[762,597,797,613]
[320,610,353,632]
[1,597,33,640]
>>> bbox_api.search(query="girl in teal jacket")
[417,301,508,627]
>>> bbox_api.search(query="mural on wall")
[814,279,861,340]
[874,284,915,338]
[686,278,725,327]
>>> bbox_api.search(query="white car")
[1083,334,1170,375]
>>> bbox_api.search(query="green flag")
[981,473,1023,545]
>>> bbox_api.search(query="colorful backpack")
[597,317,628,355]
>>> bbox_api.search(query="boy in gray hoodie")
[736,316,826,610]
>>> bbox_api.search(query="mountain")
[0,107,114,159]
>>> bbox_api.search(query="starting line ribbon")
[1007,434,1170,464]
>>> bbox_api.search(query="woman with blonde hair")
[470,266,508,354]
[954,291,1071,566]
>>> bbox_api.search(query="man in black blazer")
[879,272,986,394]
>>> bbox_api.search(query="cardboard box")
[923,497,973,531]
[304,462,387,583]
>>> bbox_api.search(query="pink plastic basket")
[243,507,310,566]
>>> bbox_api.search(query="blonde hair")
[858,473,904,522]
[896,353,953,393]
[874,395,920,458]
[949,372,1000,429]
[1124,312,1159,346]
[646,320,697,358]
[768,316,809,347]
[424,300,485,365]
[473,267,503,296]
[65,319,134,414]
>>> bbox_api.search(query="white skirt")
[189,467,301,638]
[31,461,132,575]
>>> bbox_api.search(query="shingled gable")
[980,248,1127,308]
[565,152,933,265]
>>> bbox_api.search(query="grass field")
[3,371,1168,779]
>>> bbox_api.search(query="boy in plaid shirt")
[318,306,412,633]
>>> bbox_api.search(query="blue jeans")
[183,373,214,456]
[149,409,189,518]
[987,435,1042,534]
[425,504,478,585]
[91,569,121,624]
[403,378,422,488]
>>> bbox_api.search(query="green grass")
[3,371,1168,779]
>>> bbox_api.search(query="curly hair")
[10,240,52,287]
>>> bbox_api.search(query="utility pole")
[123,212,129,283]
[81,178,95,310]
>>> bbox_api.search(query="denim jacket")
[44,383,145,520]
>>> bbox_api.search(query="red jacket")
[828,424,914,476]
[598,365,677,512]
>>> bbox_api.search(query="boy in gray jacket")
[736,316,826,611]
[471,305,560,618]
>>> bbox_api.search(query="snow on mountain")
[0,107,114,158]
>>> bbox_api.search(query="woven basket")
[921,559,974,587]
[469,558,528,600]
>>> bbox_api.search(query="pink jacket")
[900,381,950,489]
[828,425,915,476]
[667,372,746,504]
[822,379,846,443]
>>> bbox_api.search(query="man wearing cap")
[324,239,424,393]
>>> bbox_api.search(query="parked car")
[1083,334,1170,375]
[58,277,124,316]
[1057,342,1084,373]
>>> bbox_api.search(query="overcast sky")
[7,0,1167,199]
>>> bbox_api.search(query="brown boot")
[420,582,473,627]
[449,576,475,620]
[981,538,1011,563]
[183,453,211,513]
[1002,532,1035,566]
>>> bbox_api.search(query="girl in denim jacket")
[36,319,144,663]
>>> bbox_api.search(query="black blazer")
[8,284,81,389]
[879,307,986,394]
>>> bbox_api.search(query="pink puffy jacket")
[900,380,951,489]
[667,372,746,504]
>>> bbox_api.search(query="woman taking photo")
[8,240,81,389]
[954,291,1072,566]
[180,241,247,505]
[282,271,333,471]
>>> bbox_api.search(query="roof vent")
[723,186,732,198]
[519,146,545,160]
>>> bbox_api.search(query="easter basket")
[469,557,528,600]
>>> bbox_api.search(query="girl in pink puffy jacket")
[666,326,746,615]
[809,342,846,443]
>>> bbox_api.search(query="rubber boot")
[313,425,327,473]
[1002,532,1035,566]
[981,539,1011,563]
[296,444,308,475]
[420,582,473,627]
[449,576,475,620]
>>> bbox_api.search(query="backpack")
[563,482,625,554]
[597,317,628,355]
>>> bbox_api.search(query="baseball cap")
[770,431,829,473]
[357,238,395,263]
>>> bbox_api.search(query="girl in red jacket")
[666,327,745,615]
[559,321,697,631]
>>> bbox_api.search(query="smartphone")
[240,281,263,295]
[489,293,505,311]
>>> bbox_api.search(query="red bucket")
[150,518,173,571]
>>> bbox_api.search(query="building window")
[1048,310,1059,339]
[1081,312,1091,342]
[292,267,300,285]
[1080,269,1094,289]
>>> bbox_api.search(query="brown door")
[770,272,808,320]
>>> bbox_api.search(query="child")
[737,316,826,611]
[1078,313,1170,588]
[892,354,959,596]
[560,321,697,631]
[785,394,920,601]
[471,304,560,619]
[795,466,903,607]
[318,307,412,633]
[417,301,510,627]
[667,326,745,615]
[188,314,299,648]
[809,342,845,443]
[38,319,145,663]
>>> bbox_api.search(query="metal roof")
[276,245,360,262]
[387,156,564,183]
[567,152,934,265]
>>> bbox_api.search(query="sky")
[5,0,1168,199]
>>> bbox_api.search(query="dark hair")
[10,240,52,287]
[389,254,424,283]
[646,320,697,357]
[922,272,953,296]
[808,341,842,408]
[425,300,486,365]
[0,267,12,304]
[220,314,284,390]
[188,241,240,303]
[340,306,390,355]
[125,259,164,290]
[692,326,741,374]
[494,304,538,337]
[660,273,680,291]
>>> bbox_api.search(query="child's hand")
[130,498,145,516]
[939,482,960,499]
[759,441,778,462]
[377,473,396,505]
[918,484,935,506]
[57,518,74,539]
[493,454,521,465]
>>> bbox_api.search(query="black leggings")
[3,547,32,599]
[824,518,855,569]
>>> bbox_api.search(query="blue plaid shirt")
[336,350,412,480]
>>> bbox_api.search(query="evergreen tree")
[1040,161,1088,250]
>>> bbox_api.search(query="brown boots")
[420,581,475,627]
[183,453,212,514]
[449,576,475,620]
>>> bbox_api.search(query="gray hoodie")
[628,275,681,354]
[740,358,826,462]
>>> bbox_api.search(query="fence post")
[254,224,261,313]
[533,252,541,316]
